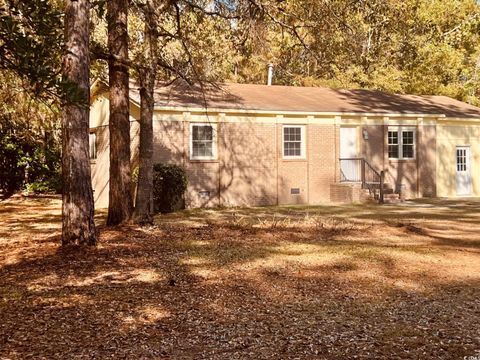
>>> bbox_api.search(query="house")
[89,79,480,209]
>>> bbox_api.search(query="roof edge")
[152,105,448,118]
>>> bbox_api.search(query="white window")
[283,125,306,159]
[387,127,415,159]
[89,132,97,160]
[456,147,468,172]
[190,123,217,160]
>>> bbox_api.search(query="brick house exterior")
[89,80,480,208]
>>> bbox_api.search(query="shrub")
[153,163,188,213]
[22,168,62,195]
[0,123,61,197]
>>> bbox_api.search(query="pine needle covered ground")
[1,196,479,359]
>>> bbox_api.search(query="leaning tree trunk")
[107,0,133,225]
[133,0,157,224]
[62,0,96,245]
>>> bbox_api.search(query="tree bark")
[107,0,133,225]
[133,0,157,225]
[62,0,96,246]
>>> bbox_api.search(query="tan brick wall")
[277,122,308,204]
[308,124,337,204]
[90,99,441,208]
[147,115,340,207]
[330,183,369,203]
[219,122,277,207]
[361,124,419,198]
[360,123,437,199]
[152,116,185,164]
[360,124,385,170]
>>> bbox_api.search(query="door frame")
[339,126,360,182]
[339,126,359,159]
[455,145,472,196]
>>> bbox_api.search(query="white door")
[340,127,358,181]
[456,146,472,196]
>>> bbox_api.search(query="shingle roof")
[128,81,480,118]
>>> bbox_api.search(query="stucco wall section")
[89,93,140,208]
[91,125,109,208]
[436,124,480,197]
[417,125,437,197]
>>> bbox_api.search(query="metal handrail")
[339,158,385,203]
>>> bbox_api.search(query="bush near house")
[153,163,188,213]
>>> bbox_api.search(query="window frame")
[387,126,416,160]
[282,125,306,159]
[89,131,97,160]
[189,123,218,161]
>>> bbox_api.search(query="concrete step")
[362,190,403,203]
[367,183,394,191]
[383,193,403,204]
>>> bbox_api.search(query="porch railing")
[339,158,385,203]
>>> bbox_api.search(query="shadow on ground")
[0,196,479,359]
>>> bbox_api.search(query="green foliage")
[0,119,61,197]
[23,176,62,195]
[153,163,188,213]
[0,72,61,198]
[231,0,480,104]
[0,0,64,101]
[132,166,139,184]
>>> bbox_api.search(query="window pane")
[192,125,213,141]
[456,149,467,171]
[203,126,213,140]
[402,131,414,145]
[402,131,414,158]
[192,125,214,158]
[89,133,96,159]
[402,144,414,158]
[388,145,399,158]
[192,142,201,157]
[283,127,303,157]
[204,142,213,157]
[388,130,398,158]
[388,131,398,145]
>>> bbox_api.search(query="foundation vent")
[199,190,210,199]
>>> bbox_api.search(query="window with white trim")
[89,132,97,160]
[190,123,217,160]
[387,127,415,159]
[283,125,305,158]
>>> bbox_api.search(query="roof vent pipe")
[267,63,274,86]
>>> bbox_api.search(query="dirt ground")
[0,196,479,359]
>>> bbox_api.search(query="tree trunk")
[133,0,157,224]
[62,0,96,246]
[107,0,133,225]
